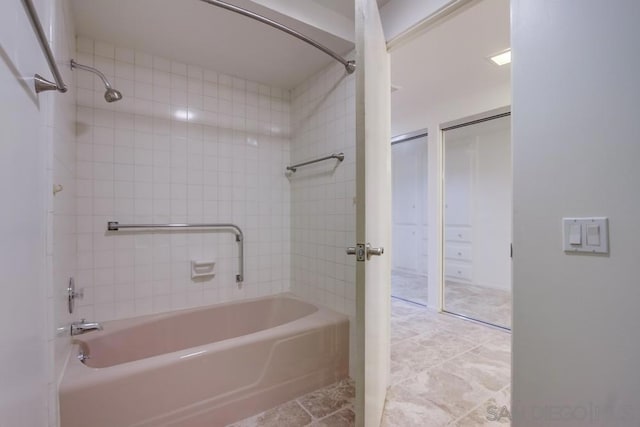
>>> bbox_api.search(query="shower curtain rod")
[199,0,355,74]
[22,0,68,93]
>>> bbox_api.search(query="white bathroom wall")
[289,59,356,371]
[73,37,291,322]
[512,0,640,425]
[0,0,76,425]
[0,21,49,427]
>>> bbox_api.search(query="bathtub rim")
[63,293,348,381]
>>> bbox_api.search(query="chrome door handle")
[367,246,384,258]
[346,243,384,261]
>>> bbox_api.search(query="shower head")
[104,87,123,103]
[71,59,123,103]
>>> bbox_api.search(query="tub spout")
[71,319,103,336]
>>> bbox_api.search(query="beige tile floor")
[384,298,511,426]
[227,379,355,427]
[230,299,511,427]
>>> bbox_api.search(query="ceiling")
[311,0,392,20]
[390,0,511,134]
[70,0,356,89]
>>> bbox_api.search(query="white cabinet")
[444,225,472,283]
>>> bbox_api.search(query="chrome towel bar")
[22,0,68,93]
[286,153,345,173]
[107,222,244,283]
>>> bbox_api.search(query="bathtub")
[59,294,349,427]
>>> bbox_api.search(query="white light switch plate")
[563,217,609,254]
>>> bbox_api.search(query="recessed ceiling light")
[489,49,511,66]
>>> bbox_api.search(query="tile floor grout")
[292,398,315,423]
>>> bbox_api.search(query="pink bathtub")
[59,294,349,427]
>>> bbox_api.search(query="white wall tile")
[289,60,357,372]
[76,37,291,322]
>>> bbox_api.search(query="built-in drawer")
[445,226,472,243]
[445,262,472,281]
[445,244,472,261]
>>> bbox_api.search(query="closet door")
[443,112,512,329]
[391,134,428,306]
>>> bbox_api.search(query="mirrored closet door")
[391,132,428,306]
[442,111,512,329]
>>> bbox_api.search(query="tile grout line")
[293,397,317,425]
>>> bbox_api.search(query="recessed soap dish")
[191,260,215,279]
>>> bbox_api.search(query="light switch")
[569,224,582,245]
[563,217,609,254]
[586,224,600,246]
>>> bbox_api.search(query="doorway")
[391,130,428,306]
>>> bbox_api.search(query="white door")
[354,0,391,425]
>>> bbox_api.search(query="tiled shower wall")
[74,37,291,322]
[290,61,357,319]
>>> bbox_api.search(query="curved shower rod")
[199,0,356,74]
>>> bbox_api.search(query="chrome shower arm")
[70,60,113,89]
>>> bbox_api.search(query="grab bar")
[286,152,344,173]
[107,222,244,283]
[21,0,68,93]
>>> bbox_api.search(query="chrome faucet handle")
[67,277,84,314]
